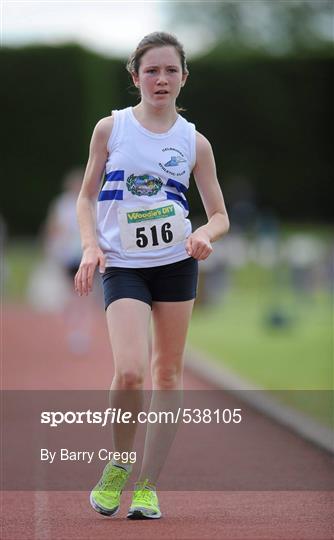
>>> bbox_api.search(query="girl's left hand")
[185,229,213,260]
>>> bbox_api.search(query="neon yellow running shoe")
[127,479,162,519]
[90,463,130,517]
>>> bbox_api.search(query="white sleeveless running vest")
[96,106,196,268]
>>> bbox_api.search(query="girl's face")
[132,45,188,109]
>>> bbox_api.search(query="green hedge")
[1,44,121,234]
[181,54,333,220]
[1,44,332,235]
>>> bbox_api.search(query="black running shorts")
[101,257,198,310]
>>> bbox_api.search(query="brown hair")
[126,31,188,112]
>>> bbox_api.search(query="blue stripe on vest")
[98,190,123,201]
[166,191,189,211]
[105,170,124,182]
[166,178,188,194]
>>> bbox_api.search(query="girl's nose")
[157,71,168,84]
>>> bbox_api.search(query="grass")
[189,262,333,425]
[3,239,43,301]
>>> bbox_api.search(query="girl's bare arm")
[186,131,229,260]
[75,116,113,295]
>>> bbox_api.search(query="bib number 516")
[136,222,173,248]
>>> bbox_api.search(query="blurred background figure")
[227,176,258,236]
[27,167,100,355]
[43,168,83,282]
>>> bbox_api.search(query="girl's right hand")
[74,246,106,296]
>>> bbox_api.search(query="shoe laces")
[98,466,127,491]
[133,479,156,504]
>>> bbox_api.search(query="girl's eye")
[146,68,178,74]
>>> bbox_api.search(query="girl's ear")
[132,72,140,88]
[181,72,189,87]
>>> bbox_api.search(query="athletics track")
[1,304,333,540]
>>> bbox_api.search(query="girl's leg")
[106,298,151,465]
[138,299,195,483]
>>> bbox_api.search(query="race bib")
[118,202,186,252]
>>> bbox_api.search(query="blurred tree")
[164,0,333,56]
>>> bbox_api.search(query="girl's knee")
[152,361,183,389]
[113,369,144,389]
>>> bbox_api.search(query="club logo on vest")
[164,155,187,167]
[127,174,163,197]
[159,147,187,177]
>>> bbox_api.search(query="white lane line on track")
[33,430,50,540]
[34,491,50,540]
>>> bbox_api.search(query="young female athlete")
[74,31,229,520]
